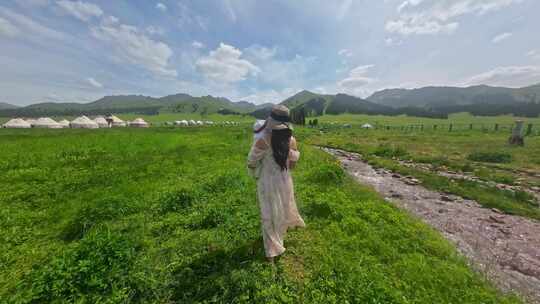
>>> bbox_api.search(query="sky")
[1,0,540,106]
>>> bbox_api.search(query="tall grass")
[0,127,520,303]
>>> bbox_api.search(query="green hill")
[0,102,19,110]
[279,90,392,116]
[0,94,259,117]
[367,83,540,108]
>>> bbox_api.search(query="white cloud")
[241,88,301,105]
[398,0,425,12]
[385,37,403,46]
[146,25,164,36]
[56,0,103,22]
[337,64,376,96]
[465,66,540,87]
[0,7,65,40]
[87,77,103,88]
[244,45,277,61]
[387,0,523,36]
[527,50,540,60]
[0,16,19,37]
[178,3,207,30]
[242,45,315,88]
[337,0,353,20]
[156,2,167,12]
[222,0,237,22]
[338,49,353,57]
[192,41,205,49]
[196,43,260,83]
[492,32,512,43]
[386,17,458,35]
[90,21,177,77]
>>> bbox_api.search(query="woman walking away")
[247,105,305,263]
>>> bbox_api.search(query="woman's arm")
[288,136,300,169]
[247,137,269,169]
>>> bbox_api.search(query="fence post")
[449,124,453,132]
[526,124,533,136]
[494,124,499,132]
[469,123,473,130]
[434,125,437,131]
[509,120,525,146]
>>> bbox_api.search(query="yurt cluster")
[167,120,237,127]
[2,115,149,129]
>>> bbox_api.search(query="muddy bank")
[323,147,540,304]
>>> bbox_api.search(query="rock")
[491,208,504,214]
[392,173,401,178]
[391,193,403,199]
[438,208,448,214]
[441,195,455,202]
[489,215,506,224]
[499,227,511,235]
[405,178,420,185]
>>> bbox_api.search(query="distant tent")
[3,118,31,129]
[94,116,109,128]
[129,118,149,128]
[70,116,99,129]
[58,119,71,128]
[26,119,37,127]
[196,120,203,126]
[177,120,188,126]
[188,120,196,126]
[361,123,374,129]
[33,117,62,129]
[107,115,126,127]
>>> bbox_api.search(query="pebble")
[441,195,455,202]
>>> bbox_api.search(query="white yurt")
[58,119,71,128]
[33,117,62,129]
[196,120,203,126]
[94,116,109,128]
[26,119,37,127]
[107,115,127,127]
[188,120,196,126]
[361,123,373,129]
[129,118,149,128]
[205,121,214,125]
[3,118,31,128]
[70,116,99,129]
[180,120,189,126]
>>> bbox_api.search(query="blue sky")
[1,0,540,106]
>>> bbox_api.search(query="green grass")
[314,112,540,126]
[0,127,520,303]
[304,127,540,220]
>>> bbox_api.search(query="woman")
[247,105,305,262]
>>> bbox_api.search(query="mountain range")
[367,83,540,108]
[1,83,539,118]
[0,102,18,110]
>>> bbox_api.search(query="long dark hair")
[271,128,292,171]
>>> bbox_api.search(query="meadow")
[303,124,540,220]
[0,126,521,303]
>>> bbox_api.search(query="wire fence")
[317,122,540,136]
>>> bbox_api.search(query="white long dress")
[247,133,306,257]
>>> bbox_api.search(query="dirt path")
[322,147,540,304]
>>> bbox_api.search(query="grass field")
[315,112,540,126]
[303,126,540,220]
[0,126,521,303]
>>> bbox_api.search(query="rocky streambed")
[322,147,540,303]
